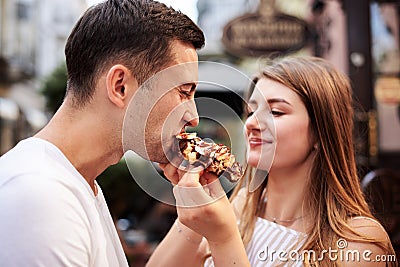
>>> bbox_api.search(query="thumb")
[177,162,204,187]
[173,164,213,207]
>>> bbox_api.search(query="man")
[0,0,204,266]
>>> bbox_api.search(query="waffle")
[176,132,244,182]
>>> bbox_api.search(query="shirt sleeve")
[0,174,93,267]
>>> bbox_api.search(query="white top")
[205,217,307,267]
[0,138,129,267]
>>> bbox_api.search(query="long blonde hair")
[230,56,396,266]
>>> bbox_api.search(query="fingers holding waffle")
[176,132,244,182]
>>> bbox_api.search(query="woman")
[147,56,396,266]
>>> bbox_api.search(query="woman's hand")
[159,162,239,245]
[158,162,250,266]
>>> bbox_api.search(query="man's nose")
[184,111,199,127]
[183,100,199,127]
[186,116,199,127]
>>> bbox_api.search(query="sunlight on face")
[245,78,314,172]
[123,41,199,163]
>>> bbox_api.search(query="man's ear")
[105,65,136,108]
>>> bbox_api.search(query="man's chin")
[151,150,183,168]
[146,139,182,164]
[153,156,169,164]
[148,150,172,164]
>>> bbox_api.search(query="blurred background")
[0,0,399,265]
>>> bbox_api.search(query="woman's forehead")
[250,78,299,103]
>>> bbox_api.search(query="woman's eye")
[271,110,284,116]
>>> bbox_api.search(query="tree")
[40,62,67,114]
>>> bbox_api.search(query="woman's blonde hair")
[230,56,396,266]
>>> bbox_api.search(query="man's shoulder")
[0,138,77,187]
[0,138,95,213]
[0,172,93,226]
[0,138,47,182]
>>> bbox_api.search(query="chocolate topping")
[176,132,244,182]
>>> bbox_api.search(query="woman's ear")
[313,143,319,151]
[105,65,137,108]
[310,132,319,152]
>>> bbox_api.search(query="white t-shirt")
[0,138,129,267]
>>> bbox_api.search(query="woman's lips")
[248,138,273,147]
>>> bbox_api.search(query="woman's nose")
[245,113,261,131]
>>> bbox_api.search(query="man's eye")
[181,90,191,96]
[247,111,254,117]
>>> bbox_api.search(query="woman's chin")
[247,158,269,171]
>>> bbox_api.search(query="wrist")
[175,219,203,244]
[207,229,249,266]
[207,227,243,248]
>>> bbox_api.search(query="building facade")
[0,0,87,153]
[0,0,87,79]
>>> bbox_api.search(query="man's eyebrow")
[267,98,291,106]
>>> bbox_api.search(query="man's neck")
[35,103,122,194]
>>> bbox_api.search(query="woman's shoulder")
[342,216,394,266]
[348,216,389,240]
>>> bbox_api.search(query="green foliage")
[97,159,140,197]
[97,159,156,220]
[0,57,11,85]
[41,62,67,114]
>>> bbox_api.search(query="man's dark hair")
[65,0,205,106]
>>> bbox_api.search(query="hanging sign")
[375,76,400,104]
[222,0,310,57]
